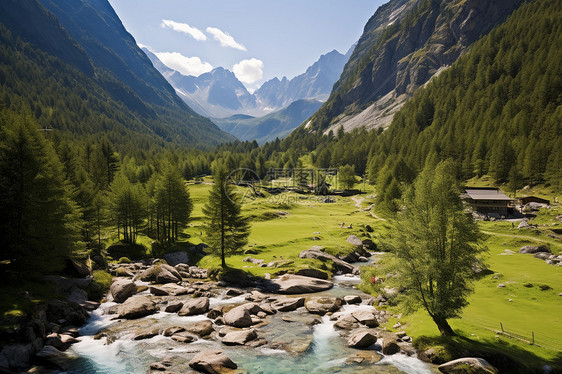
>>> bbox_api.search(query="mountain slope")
[213,99,323,145]
[303,0,525,134]
[0,0,233,148]
[253,48,352,110]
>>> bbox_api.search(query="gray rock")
[346,235,363,246]
[299,247,357,274]
[178,297,210,316]
[185,320,214,337]
[334,314,360,330]
[305,297,341,315]
[295,268,329,280]
[163,251,189,266]
[438,357,498,374]
[272,297,305,312]
[351,309,379,327]
[382,339,400,355]
[163,326,185,337]
[117,295,157,319]
[223,305,253,327]
[171,331,196,343]
[518,245,551,254]
[347,330,378,349]
[110,279,137,303]
[150,284,188,296]
[133,330,158,340]
[0,344,35,370]
[164,301,184,313]
[221,329,257,345]
[36,346,76,370]
[268,274,334,294]
[139,264,182,284]
[343,295,362,304]
[189,350,237,373]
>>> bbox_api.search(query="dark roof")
[464,188,512,201]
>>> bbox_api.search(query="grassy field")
[185,181,561,370]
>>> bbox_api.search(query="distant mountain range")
[213,99,323,145]
[0,0,233,148]
[144,46,352,142]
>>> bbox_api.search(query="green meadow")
[187,182,561,369]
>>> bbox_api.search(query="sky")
[108,0,385,92]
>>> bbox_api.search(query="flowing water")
[66,262,437,373]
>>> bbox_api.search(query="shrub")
[118,257,131,264]
[88,270,112,301]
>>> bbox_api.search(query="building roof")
[464,188,512,201]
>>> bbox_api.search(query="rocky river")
[58,255,438,374]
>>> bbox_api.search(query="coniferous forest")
[0,0,561,373]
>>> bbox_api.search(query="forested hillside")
[303,0,524,134]
[0,0,234,150]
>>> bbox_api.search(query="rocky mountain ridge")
[303,0,525,134]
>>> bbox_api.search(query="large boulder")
[36,346,77,370]
[189,350,237,373]
[163,251,189,266]
[139,264,182,284]
[221,329,257,345]
[149,284,188,296]
[347,330,378,349]
[267,274,333,294]
[334,314,360,330]
[178,297,210,316]
[305,297,341,315]
[299,247,357,274]
[438,357,498,374]
[351,309,379,328]
[185,320,214,337]
[272,297,305,312]
[295,268,329,280]
[346,235,363,247]
[223,305,253,328]
[382,337,400,355]
[518,245,551,254]
[110,279,137,303]
[117,295,157,319]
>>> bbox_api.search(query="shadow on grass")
[414,334,562,373]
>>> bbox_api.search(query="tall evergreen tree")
[154,164,192,247]
[0,112,79,274]
[202,160,250,268]
[382,161,486,336]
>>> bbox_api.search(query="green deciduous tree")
[339,164,357,190]
[382,161,486,336]
[202,161,250,268]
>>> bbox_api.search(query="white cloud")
[155,52,213,76]
[206,27,247,51]
[232,58,264,85]
[161,19,207,41]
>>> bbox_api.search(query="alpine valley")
[0,0,560,374]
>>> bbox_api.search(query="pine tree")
[381,160,486,336]
[0,112,79,274]
[202,161,250,268]
[154,164,192,247]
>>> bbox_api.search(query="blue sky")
[109,0,385,91]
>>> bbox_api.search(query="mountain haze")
[145,48,351,119]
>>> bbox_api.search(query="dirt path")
[351,196,387,221]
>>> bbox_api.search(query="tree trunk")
[432,315,456,336]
